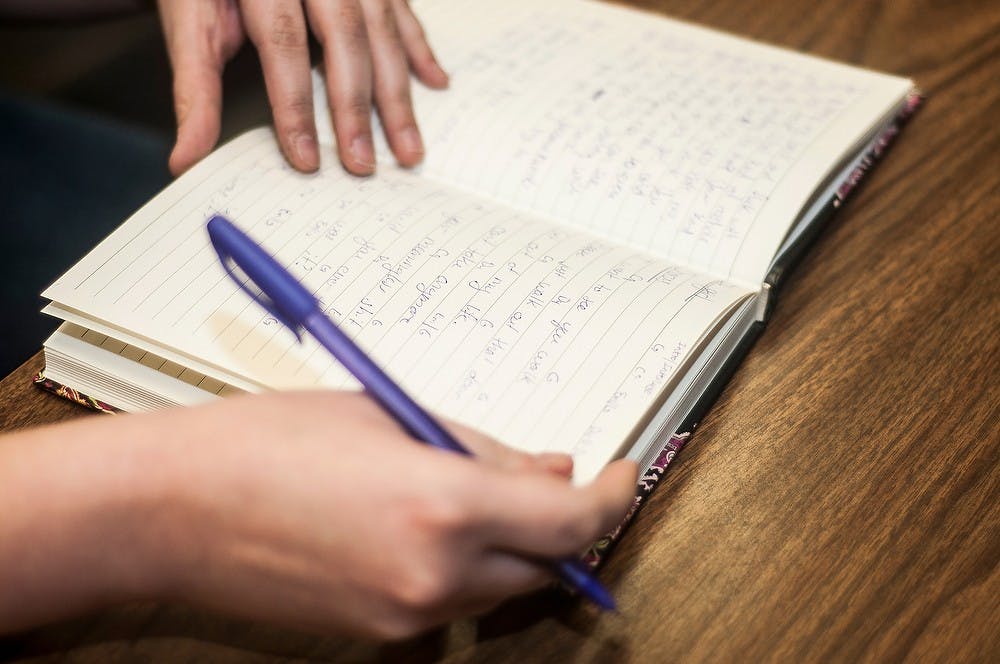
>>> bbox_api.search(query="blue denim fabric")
[0,93,170,376]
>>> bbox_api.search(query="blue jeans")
[0,93,171,376]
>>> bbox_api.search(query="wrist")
[105,407,218,604]
[92,412,190,602]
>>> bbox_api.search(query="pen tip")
[559,560,618,612]
[586,582,619,612]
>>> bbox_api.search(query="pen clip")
[214,251,304,341]
[207,215,315,341]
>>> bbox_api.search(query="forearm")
[0,414,173,633]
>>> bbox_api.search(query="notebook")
[37,0,917,561]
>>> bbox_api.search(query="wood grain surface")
[2,0,998,661]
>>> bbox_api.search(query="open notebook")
[39,0,916,523]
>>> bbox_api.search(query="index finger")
[242,0,320,172]
[444,421,575,479]
[472,458,639,558]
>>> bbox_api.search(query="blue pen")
[206,214,617,612]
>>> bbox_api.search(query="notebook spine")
[761,91,923,317]
[583,92,922,570]
[832,91,922,208]
[582,320,765,569]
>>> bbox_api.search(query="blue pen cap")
[206,215,318,338]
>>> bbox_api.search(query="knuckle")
[268,11,307,51]
[395,87,414,108]
[391,562,451,613]
[380,90,415,124]
[334,2,368,40]
[274,94,315,134]
[333,92,371,121]
[408,490,468,535]
[365,0,398,36]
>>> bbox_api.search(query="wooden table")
[2,0,998,661]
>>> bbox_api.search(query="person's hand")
[156,0,449,177]
[0,391,637,639]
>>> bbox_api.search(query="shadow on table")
[0,587,626,663]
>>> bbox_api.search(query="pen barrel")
[303,311,470,456]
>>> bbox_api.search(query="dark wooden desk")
[2,0,998,661]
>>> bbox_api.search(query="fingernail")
[294,133,319,170]
[350,134,376,170]
[399,126,424,157]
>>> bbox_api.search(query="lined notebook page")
[45,129,752,481]
[320,0,910,286]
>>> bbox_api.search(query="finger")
[469,551,552,599]
[443,422,574,479]
[305,0,376,175]
[426,553,551,624]
[325,391,574,477]
[242,0,320,172]
[474,459,639,558]
[412,552,551,629]
[360,0,424,166]
[161,4,226,176]
[390,0,448,88]
[531,453,575,479]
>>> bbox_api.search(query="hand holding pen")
[0,216,638,639]
[207,214,637,613]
